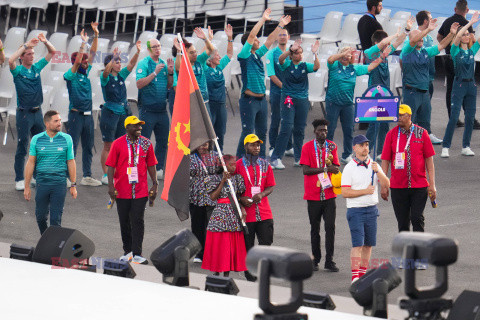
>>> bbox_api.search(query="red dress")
[201,174,247,272]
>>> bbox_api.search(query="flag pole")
[176,34,248,234]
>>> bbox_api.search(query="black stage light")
[349,262,401,318]
[150,229,201,287]
[247,246,313,320]
[447,290,480,320]
[302,291,336,310]
[10,243,35,261]
[103,259,136,279]
[205,275,239,295]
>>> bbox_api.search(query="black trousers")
[307,199,336,264]
[189,204,214,259]
[391,188,428,232]
[116,197,148,256]
[245,219,274,251]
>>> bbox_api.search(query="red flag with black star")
[161,41,216,221]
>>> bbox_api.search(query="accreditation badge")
[251,186,261,196]
[394,152,405,169]
[318,173,332,189]
[127,167,139,184]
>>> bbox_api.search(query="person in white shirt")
[341,134,389,283]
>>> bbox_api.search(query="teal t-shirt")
[100,67,131,115]
[11,58,49,109]
[29,131,74,185]
[238,42,269,94]
[364,44,394,87]
[451,42,480,80]
[193,51,210,102]
[326,61,369,105]
[136,56,169,112]
[401,40,439,90]
[205,55,231,103]
[266,46,285,96]
[279,60,315,99]
[64,65,93,112]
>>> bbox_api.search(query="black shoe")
[244,271,257,282]
[456,120,465,128]
[324,261,339,272]
[474,119,480,130]
[312,262,319,271]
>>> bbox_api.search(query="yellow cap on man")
[244,134,263,145]
[399,104,412,115]
[124,116,145,128]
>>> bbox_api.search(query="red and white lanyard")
[396,125,414,153]
[127,137,140,167]
[243,158,262,187]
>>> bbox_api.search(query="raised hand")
[173,38,181,52]
[225,24,233,39]
[112,47,120,59]
[37,33,47,43]
[80,29,88,43]
[406,16,415,31]
[471,11,480,24]
[167,58,174,73]
[91,21,99,35]
[279,15,291,26]
[311,40,320,54]
[207,26,214,41]
[27,38,39,48]
[136,40,141,53]
[194,27,207,40]
[262,8,272,21]
[450,22,460,34]
[427,18,438,31]
[290,39,301,52]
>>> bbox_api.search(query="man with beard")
[358,0,384,51]
[24,111,77,235]
[106,116,158,265]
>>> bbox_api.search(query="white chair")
[169,0,204,34]
[269,0,284,21]
[132,0,153,43]
[227,0,263,33]
[318,54,329,69]
[0,67,15,104]
[125,72,138,102]
[3,0,28,34]
[392,11,411,21]
[234,33,244,43]
[91,77,103,129]
[213,30,228,41]
[129,44,148,61]
[319,44,338,56]
[44,70,65,103]
[111,41,131,54]
[154,0,179,34]
[302,50,314,63]
[113,0,137,41]
[308,70,327,117]
[3,27,27,61]
[384,19,406,39]
[338,14,362,48]
[353,75,369,100]
[27,29,48,59]
[202,0,225,27]
[49,32,69,55]
[376,15,387,29]
[206,0,245,29]
[50,84,70,129]
[160,34,177,50]
[2,94,17,145]
[379,8,391,19]
[54,0,76,32]
[67,35,84,56]
[41,85,54,111]
[318,11,343,44]
[74,0,98,35]
[96,0,118,30]
[138,31,159,45]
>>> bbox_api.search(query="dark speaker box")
[447,290,480,320]
[32,226,95,265]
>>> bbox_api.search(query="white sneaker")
[15,180,25,191]
[341,156,352,164]
[30,178,36,188]
[80,176,102,187]
[429,134,443,145]
[193,257,202,263]
[284,148,294,157]
[461,147,475,156]
[101,174,109,185]
[119,252,133,262]
[157,169,164,180]
[441,148,449,158]
[131,255,148,265]
[293,160,301,167]
[270,159,285,170]
[66,178,72,188]
[268,149,274,158]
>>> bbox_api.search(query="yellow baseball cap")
[399,104,412,115]
[124,116,145,128]
[244,134,263,145]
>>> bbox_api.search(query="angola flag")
[161,41,216,221]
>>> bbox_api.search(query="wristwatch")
[70,182,77,188]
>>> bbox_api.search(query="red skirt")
[201,231,247,272]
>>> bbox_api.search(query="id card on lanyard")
[243,158,262,196]
[314,140,332,189]
[395,126,414,170]
[127,137,140,184]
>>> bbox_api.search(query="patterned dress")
[189,151,220,206]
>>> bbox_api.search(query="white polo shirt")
[341,157,383,208]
